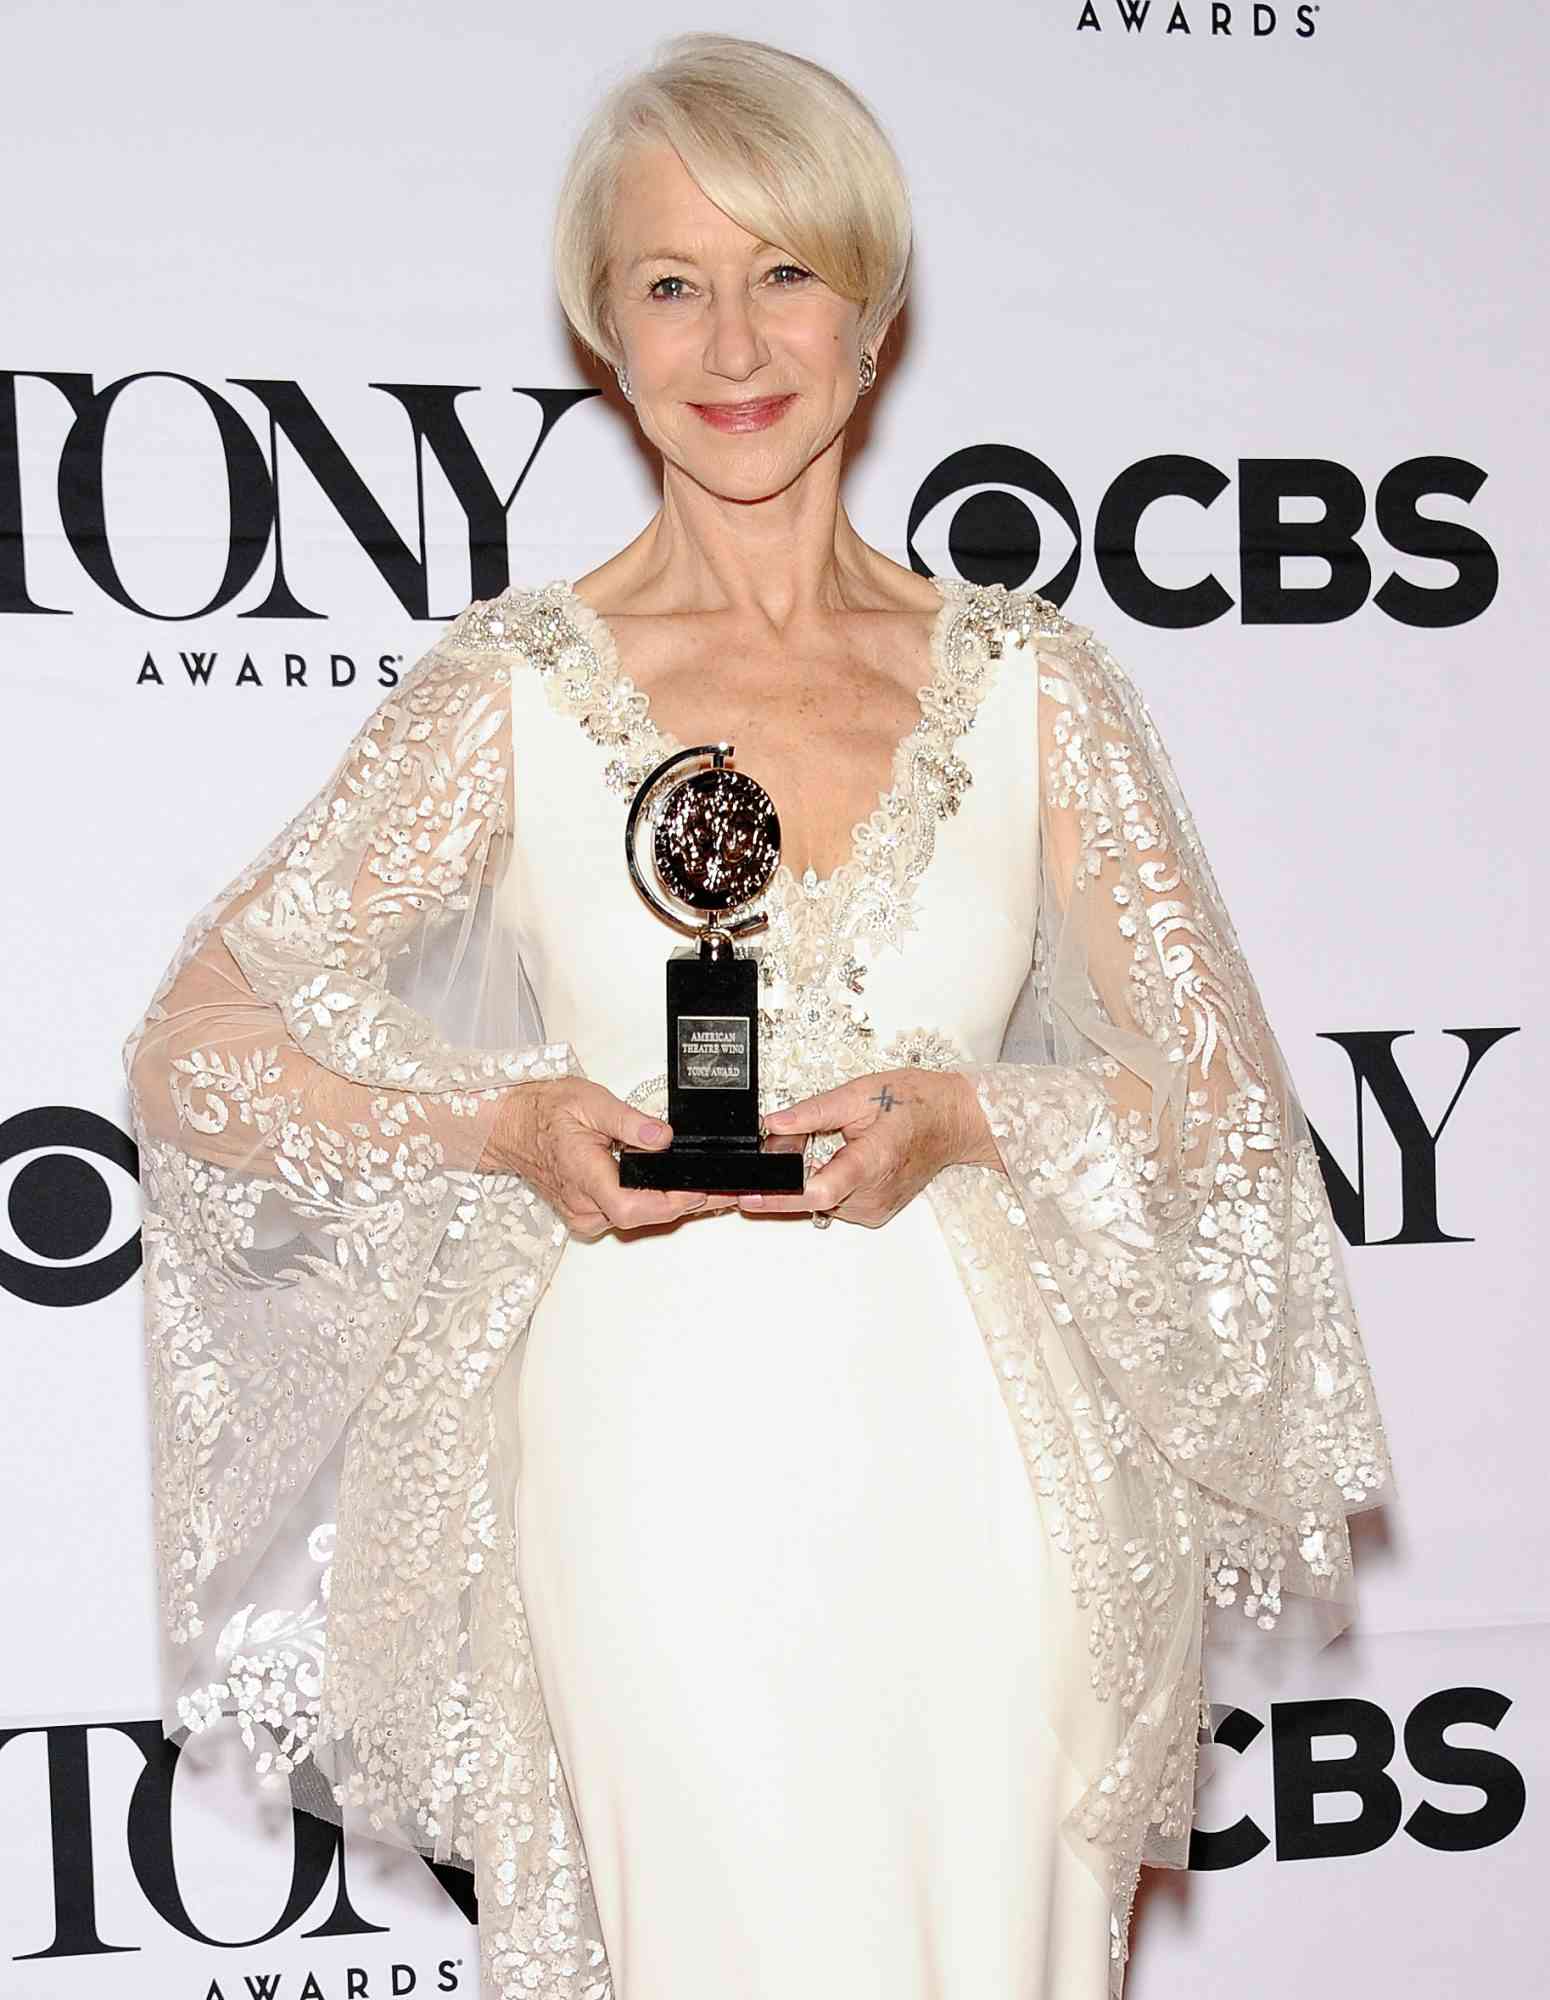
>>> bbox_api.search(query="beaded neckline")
[494,572,1017,1102]
[544,573,969,899]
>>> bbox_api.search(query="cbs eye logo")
[906,445,1496,627]
[908,445,1083,603]
[0,1107,141,1306]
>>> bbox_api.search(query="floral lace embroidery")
[128,597,610,1989]
[960,596,1389,1986]
[131,578,1393,2000]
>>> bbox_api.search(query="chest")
[500,628,1041,1081]
[590,628,938,886]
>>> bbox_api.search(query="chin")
[667,418,842,501]
[697,462,813,505]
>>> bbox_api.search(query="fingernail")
[642,1119,668,1140]
[742,1193,765,1207]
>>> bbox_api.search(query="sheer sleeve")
[950,593,1395,1961]
[122,592,585,1866]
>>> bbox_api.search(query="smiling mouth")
[688,394,797,433]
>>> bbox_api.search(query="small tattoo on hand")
[870,1084,902,1112]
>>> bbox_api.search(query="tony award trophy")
[616,742,806,1194]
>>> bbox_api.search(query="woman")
[123,32,1393,2000]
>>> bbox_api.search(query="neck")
[592,431,891,633]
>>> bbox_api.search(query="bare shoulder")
[858,554,945,618]
[568,547,643,614]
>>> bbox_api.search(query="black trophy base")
[618,1133,806,1194]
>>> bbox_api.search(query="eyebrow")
[628,240,781,270]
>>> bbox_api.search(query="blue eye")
[768,264,813,285]
[648,275,688,300]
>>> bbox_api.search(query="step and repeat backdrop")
[2,2,1541,1995]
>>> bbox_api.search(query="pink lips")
[688,394,796,434]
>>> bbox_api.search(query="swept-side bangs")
[554,33,912,368]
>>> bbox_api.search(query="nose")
[703,286,769,385]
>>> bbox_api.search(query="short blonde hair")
[553,33,913,370]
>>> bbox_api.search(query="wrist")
[944,1070,1002,1172]
[479,1082,538,1175]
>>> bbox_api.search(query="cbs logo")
[0,1107,140,1307]
[907,447,1495,628]
[1193,1689,1525,1868]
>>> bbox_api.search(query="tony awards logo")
[616,743,806,1194]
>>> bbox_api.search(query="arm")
[934,595,1395,1920]
[966,600,1394,1612]
[122,597,580,1684]
[124,596,695,1880]
[125,613,574,1180]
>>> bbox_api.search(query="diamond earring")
[857,351,877,396]
[614,364,633,402]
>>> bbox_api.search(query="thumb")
[621,1106,672,1147]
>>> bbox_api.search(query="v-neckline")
[548,573,967,898]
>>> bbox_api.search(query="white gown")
[126,574,1391,2000]
[501,589,1116,1998]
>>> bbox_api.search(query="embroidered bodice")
[490,577,1037,1140]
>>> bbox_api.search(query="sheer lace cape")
[122,578,1393,1999]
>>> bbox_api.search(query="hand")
[740,1069,1001,1228]
[487,1079,737,1240]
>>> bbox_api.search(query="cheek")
[631,323,704,386]
[791,324,852,380]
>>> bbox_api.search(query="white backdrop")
[1,1,1543,1993]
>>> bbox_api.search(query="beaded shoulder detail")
[469,573,1053,912]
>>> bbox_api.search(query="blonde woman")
[125,32,1392,2000]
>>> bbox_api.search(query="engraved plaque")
[676,1014,751,1091]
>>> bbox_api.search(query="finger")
[799,1163,852,1211]
[802,1129,882,1204]
[609,1183,741,1231]
[563,1200,609,1241]
[572,1194,730,1236]
[571,1150,674,1232]
[736,1191,817,1214]
[761,1080,865,1137]
[740,1152,861,1216]
[576,1134,737,1232]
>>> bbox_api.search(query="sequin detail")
[501,578,1003,1117]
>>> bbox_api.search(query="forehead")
[607,143,765,265]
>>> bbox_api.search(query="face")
[604,143,869,502]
